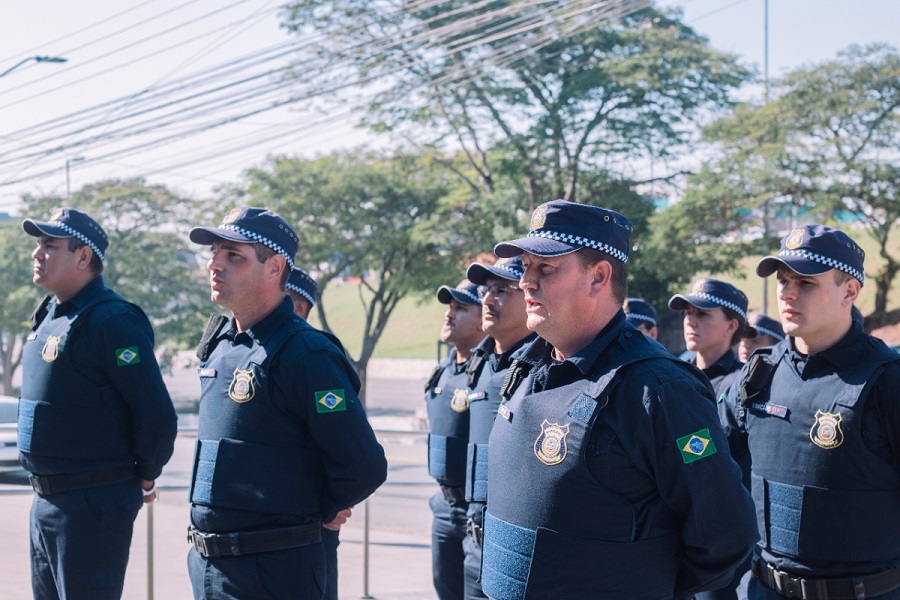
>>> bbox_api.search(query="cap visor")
[189,226,254,246]
[466,262,519,285]
[436,286,478,305]
[756,256,831,278]
[667,294,721,312]
[22,219,70,239]
[494,237,578,259]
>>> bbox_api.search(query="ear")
[269,254,288,281]
[75,245,93,271]
[589,260,613,297]
[842,278,861,305]
[724,318,740,337]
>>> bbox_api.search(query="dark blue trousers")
[322,527,340,600]
[30,479,142,600]
[746,572,900,600]
[430,492,468,600]
[188,542,326,599]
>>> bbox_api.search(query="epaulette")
[196,314,229,361]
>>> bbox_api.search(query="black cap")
[668,277,749,322]
[190,207,298,268]
[745,312,785,341]
[757,225,865,286]
[466,256,525,285]
[23,208,109,260]
[286,266,318,307]
[494,200,633,261]
[624,298,657,327]
[436,279,481,305]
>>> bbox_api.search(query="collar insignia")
[41,336,60,363]
[228,368,255,403]
[534,419,569,466]
[810,410,843,449]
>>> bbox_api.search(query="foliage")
[280,0,750,209]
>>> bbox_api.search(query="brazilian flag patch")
[115,347,141,366]
[677,428,717,464]
[315,389,347,413]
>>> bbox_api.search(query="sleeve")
[717,369,751,469]
[865,362,900,464]
[93,305,178,481]
[638,368,759,597]
[282,344,388,519]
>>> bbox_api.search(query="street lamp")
[66,157,85,199]
[0,55,68,79]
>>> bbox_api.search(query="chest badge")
[228,368,256,403]
[450,388,470,413]
[41,336,61,363]
[534,420,569,466]
[810,410,843,449]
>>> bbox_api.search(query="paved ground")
[0,361,441,600]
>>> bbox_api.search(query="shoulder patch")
[115,346,141,366]
[677,428,717,463]
[316,389,347,413]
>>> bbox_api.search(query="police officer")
[720,225,900,600]
[426,278,485,600]
[19,207,178,599]
[624,297,659,339]
[669,277,749,397]
[186,207,388,599]
[287,265,318,320]
[738,313,784,363]
[286,264,347,600]
[463,256,536,599]
[480,200,757,600]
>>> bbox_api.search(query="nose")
[207,254,221,273]
[778,280,796,301]
[519,268,536,292]
[32,246,41,260]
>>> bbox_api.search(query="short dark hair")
[576,247,628,303]
[67,237,103,275]
[833,270,854,286]
[253,243,290,290]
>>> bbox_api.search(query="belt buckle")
[769,564,804,599]
[29,475,48,496]
[189,528,219,558]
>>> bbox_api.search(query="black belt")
[29,465,137,496]
[188,523,322,558]
[466,518,483,545]
[752,558,900,599]
[440,485,466,505]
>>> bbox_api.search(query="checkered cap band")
[493,263,524,280]
[457,288,480,303]
[779,249,864,285]
[527,229,628,263]
[754,325,785,341]
[626,313,656,326]
[286,281,315,306]
[221,224,294,269]
[691,291,747,321]
[51,220,105,260]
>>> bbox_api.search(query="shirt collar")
[694,349,741,378]
[53,276,105,317]
[514,310,627,376]
[228,295,297,345]
[795,320,867,369]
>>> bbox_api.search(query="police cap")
[23,207,109,260]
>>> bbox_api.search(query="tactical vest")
[190,311,355,516]
[19,290,136,469]
[424,349,471,486]
[481,333,682,600]
[463,346,509,505]
[741,338,900,563]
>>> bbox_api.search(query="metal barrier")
[0,425,429,600]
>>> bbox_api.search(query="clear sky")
[0,0,897,212]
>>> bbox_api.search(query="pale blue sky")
[0,0,896,209]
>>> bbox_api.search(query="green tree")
[23,178,211,350]
[688,44,900,324]
[0,223,45,395]
[280,1,749,211]
[233,151,491,400]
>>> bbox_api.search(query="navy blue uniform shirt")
[503,312,757,596]
[19,276,177,479]
[190,297,387,533]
